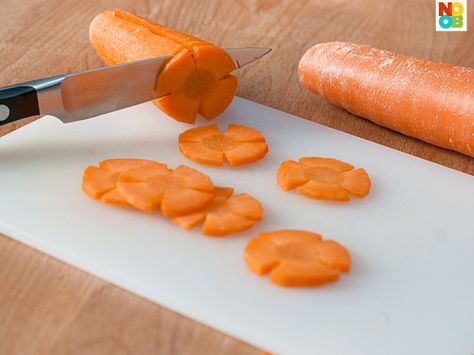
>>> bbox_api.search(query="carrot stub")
[173,187,263,236]
[277,157,370,201]
[298,42,474,157]
[244,230,350,287]
[178,124,269,166]
[89,9,237,123]
[116,163,215,217]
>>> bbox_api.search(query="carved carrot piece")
[116,164,215,217]
[244,230,350,287]
[298,42,474,157]
[89,9,237,123]
[173,187,263,236]
[178,124,269,166]
[82,158,164,205]
[277,157,370,201]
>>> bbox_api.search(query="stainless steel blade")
[225,47,272,69]
[40,56,172,123]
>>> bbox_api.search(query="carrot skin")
[298,42,474,157]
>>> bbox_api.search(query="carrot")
[277,157,370,201]
[116,163,215,217]
[298,42,474,157]
[178,124,269,166]
[173,187,263,236]
[89,9,237,123]
[244,230,350,287]
[82,158,163,205]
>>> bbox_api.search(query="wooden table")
[0,0,472,353]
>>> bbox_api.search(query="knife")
[0,47,270,130]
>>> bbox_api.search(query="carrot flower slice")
[82,159,164,205]
[172,187,263,236]
[179,124,269,166]
[116,164,214,216]
[277,157,370,201]
[244,230,350,287]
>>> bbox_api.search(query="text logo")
[436,0,467,31]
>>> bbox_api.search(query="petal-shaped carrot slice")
[198,75,238,120]
[341,168,371,197]
[299,157,354,172]
[244,238,280,275]
[172,187,262,236]
[224,142,268,166]
[101,188,129,206]
[162,187,214,217]
[298,180,350,201]
[313,240,351,272]
[270,261,339,287]
[226,193,263,221]
[202,209,256,236]
[154,92,200,124]
[178,124,221,143]
[82,166,116,199]
[172,165,214,192]
[244,230,350,287]
[100,159,165,174]
[224,124,266,142]
[116,181,164,212]
[277,157,370,201]
[259,229,322,245]
[178,124,268,167]
[179,142,224,166]
[276,160,309,191]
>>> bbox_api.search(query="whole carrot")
[298,42,474,157]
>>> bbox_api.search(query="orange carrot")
[89,9,237,123]
[116,163,215,217]
[298,42,474,157]
[173,187,263,236]
[178,124,269,166]
[244,230,350,287]
[82,158,163,205]
[277,157,370,201]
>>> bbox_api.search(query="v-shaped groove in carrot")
[179,124,269,166]
[277,157,370,201]
[244,230,350,287]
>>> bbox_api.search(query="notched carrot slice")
[244,230,350,287]
[178,124,269,166]
[82,158,160,205]
[173,187,263,236]
[277,157,370,201]
[117,164,214,216]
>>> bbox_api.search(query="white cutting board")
[0,97,473,355]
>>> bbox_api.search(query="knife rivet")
[0,104,10,121]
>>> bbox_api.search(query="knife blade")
[0,47,271,128]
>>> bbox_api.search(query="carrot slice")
[82,158,160,205]
[117,164,214,216]
[173,187,263,236]
[90,10,237,123]
[244,230,350,287]
[178,124,269,166]
[277,157,370,201]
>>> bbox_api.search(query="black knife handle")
[0,86,40,126]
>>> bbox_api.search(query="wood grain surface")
[0,0,472,353]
